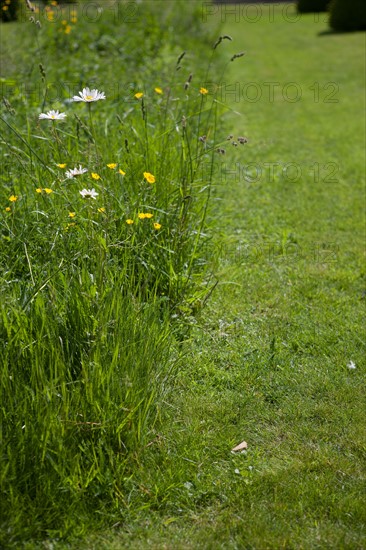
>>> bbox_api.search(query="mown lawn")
[1,2,365,549]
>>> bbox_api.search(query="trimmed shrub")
[297,0,330,13]
[329,0,366,31]
[0,0,20,22]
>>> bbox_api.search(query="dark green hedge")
[1,0,20,22]
[297,0,330,13]
[329,0,366,31]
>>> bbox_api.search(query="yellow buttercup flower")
[138,213,146,220]
[91,173,101,180]
[57,163,67,168]
[126,219,134,225]
[44,188,53,194]
[9,195,18,202]
[68,212,76,218]
[144,213,153,219]
[134,92,143,99]
[153,222,162,230]
[36,188,42,194]
[154,87,163,95]
[98,207,106,213]
[5,206,11,212]
[143,172,155,184]
[199,87,209,95]
[107,163,117,169]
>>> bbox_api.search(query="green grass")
[1,2,365,549]
[0,1,223,544]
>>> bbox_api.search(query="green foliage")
[47,7,365,549]
[2,2,365,549]
[297,0,330,12]
[329,0,366,31]
[1,290,172,542]
[0,0,224,544]
[0,0,20,21]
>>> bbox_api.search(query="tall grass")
[0,0,233,543]
[1,286,172,540]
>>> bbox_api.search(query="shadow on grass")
[318,28,366,36]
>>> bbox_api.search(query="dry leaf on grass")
[231,440,248,452]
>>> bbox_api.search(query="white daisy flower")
[347,360,356,370]
[39,110,67,120]
[72,87,106,103]
[79,188,99,199]
[65,165,88,179]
